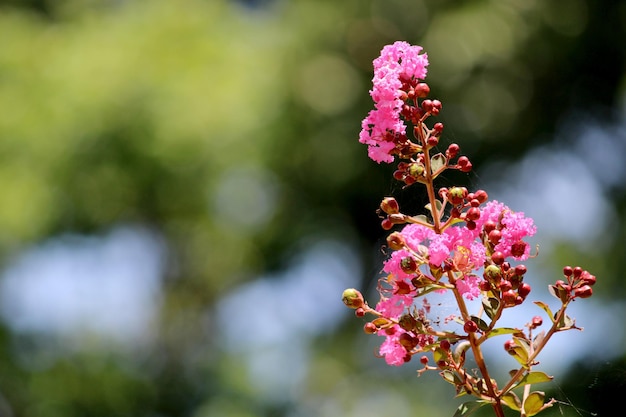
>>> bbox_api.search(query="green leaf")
[523,391,546,416]
[410,214,430,224]
[509,337,531,368]
[501,391,522,411]
[483,297,499,320]
[486,327,521,339]
[425,199,443,217]
[517,371,554,386]
[452,400,488,417]
[470,315,489,332]
[430,153,446,174]
[533,301,553,321]
[555,313,575,330]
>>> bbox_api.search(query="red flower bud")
[463,320,478,333]
[518,282,531,298]
[574,285,593,299]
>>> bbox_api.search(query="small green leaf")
[518,371,554,386]
[523,391,546,416]
[483,297,499,320]
[509,337,531,368]
[441,369,457,385]
[501,391,522,411]
[486,327,521,339]
[430,153,446,174]
[555,313,575,330]
[532,331,546,351]
[409,214,430,224]
[533,301,553,321]
[452,400,488,417]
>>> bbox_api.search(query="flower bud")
[504,339,516,353]
[447,187,467,205]
[488,229,502,244]
[446,143,460,159]
[364,322,377,334]
[342,288,364,309]
[386,232,406,250]
[380,197,400,215]
[518,282,531,298]
[466,207,481,221]
[582,272,596,286]
[574,285,593,299]
[463,320,478,333]
[484,264,501,281]
[530,315,543,329]
[491,252,505,265]
[415,82,430,98]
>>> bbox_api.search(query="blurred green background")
[0,0,624,416]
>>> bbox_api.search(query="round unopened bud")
[439,339,451,351]
[488,229,502,244]
[582,272,596,286]
[574,285,593,299]
[504,339,516,353]
[518,282,531,298]
[342,288,364,309]
[364,322,378,334]
[463,320,478,333]
[491,252,505,265]
[502,290,517,306]
[466,207,481,221]
[448,187,467,205]
[483,220,497,234]
[415,82,430,98]
[380,197,400,215]
[484,264,501,281]
[473,190,488,203]
[531,315,543,328]
[563,266,573,276]
[514,265,527,276]
[446,143,460,159]
[499,280,512,292]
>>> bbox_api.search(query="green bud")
[342,288,364,309]
[484,264,501,281]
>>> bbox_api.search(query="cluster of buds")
[344,41,595,417]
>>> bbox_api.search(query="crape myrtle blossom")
[342,41,596,417]
[359,41,429,163]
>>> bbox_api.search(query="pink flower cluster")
[359,41,429,163]
[375,200,536,366]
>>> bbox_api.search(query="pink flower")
[456,274,481,300]
[376,292,414,318]
[360,41,429,163]
[378,325,409,366]
[477,200,536,260]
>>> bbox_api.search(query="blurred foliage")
[0,0,623,416]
